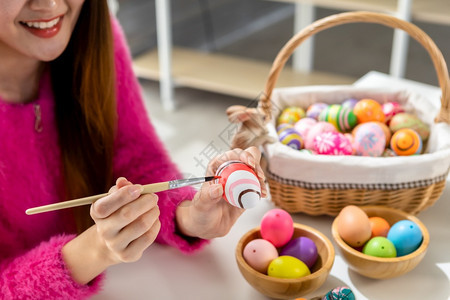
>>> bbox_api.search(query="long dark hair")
[50,1,116,233]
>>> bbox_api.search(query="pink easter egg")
[243,239,279,273]
[353,122,386,157]
[305,122,337,150]
[314,132,353,155]
[382,102,404,124]
[294,117,317,138]
[260,209,294,248]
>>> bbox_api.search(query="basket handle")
[259,11,450,124]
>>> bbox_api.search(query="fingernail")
[129,185,142,197]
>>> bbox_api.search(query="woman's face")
[0,0,85,62]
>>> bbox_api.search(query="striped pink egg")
[215,161,261,209]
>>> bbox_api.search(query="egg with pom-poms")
[382,101,404,124]
[314,132,353,155]
[279,128,303,150]
[215,161,261,209]
[294,117,317,138]
[305,121,337,150]
[318,104,357,132]
[306,102,328,120]
[353,122,386,157]
[390,128,422,156]
[353,99,385,123]
[277,107,306,125]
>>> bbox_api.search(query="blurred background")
[109,0,450,175]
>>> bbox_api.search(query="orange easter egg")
[390,128,422,156]
[369,216,390,237]
[353,99,385,124]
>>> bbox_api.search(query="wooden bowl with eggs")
[331,206,429,279]
[235,223,335,299]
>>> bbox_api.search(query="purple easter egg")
[280,236,318,269]
[342,98,358,109]
[278,128,303,150]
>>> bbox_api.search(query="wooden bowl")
[331,206,429,279]
[235,223,335,299]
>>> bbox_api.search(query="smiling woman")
[0,1,266,299]
[20,15,63,38]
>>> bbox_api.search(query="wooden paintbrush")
[26,176,219,215]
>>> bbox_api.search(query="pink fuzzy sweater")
[0,18,207,299]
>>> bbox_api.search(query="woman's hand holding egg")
[175,147,266,239]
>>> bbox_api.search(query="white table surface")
[92,72,450,300]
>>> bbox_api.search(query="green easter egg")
[267,255,311,278]
[363,237,397,258]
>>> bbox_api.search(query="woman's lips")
[20,16,63,38]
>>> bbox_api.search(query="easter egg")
[299,149,313,154]
[354,121,391,145]
[305,121,337,150]
[294,117,317,138]
[306,103,328,120]
[353,122,386,157]
[278,107,306,125]
[267,256,311,279]
[382,101,404,124]
[390,128,422,156]
[279,128,303,150]
[215,161,261,209]
[337,205,372,248]
[382,148,397,157]
[279,237,318,268]
[323,286,356,300]
[318,104,357,132]
[313,131,352,155]
[387,220,423,256]
[260,209,294,247]
[243,239,279,273]
[342,98,358,109]
[363,237,397,258]
[276,123,294,134]
[353,99,385,123]
[369,216,390,237]
[389,113,430,142]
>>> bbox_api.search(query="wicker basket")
[226,11,450,216]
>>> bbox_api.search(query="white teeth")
[25,17,59,29]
